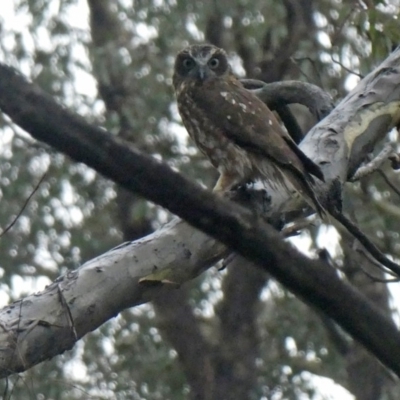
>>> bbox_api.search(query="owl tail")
[303,176,326,218]
[289,170,326,218]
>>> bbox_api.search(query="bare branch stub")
[350,143,395,181]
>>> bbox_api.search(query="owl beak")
[197,66,209,81]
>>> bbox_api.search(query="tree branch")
[0,219,227,377]
[240,79,334,143]
[153,287,216,400]
[350,143,395,181]
[214,257,268,397]
[300,49,400,183]
[240,79,334,120]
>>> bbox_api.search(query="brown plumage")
[173,44,324,215]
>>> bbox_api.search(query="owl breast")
[178,92,253,180]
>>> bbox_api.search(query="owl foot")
[213,172,247,193]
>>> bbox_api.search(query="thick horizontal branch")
[0,49,400,377]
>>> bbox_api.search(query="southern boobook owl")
[173,44,324,215]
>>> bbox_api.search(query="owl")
[173,44,324,215]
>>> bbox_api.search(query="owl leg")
[213,172,241,193]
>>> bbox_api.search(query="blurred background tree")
[0,0,399,399]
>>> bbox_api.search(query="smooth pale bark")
[0,219,226,377]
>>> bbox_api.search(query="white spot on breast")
[227,115,231,120]
[268,120,273,125]
[221,91,237,105]
[239,103,247,111]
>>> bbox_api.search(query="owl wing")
[190,78,324,181]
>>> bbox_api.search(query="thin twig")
[290,56,324,88]
[331,55,363,78]
[0,172,47,238]
[377,169,400,198]
[331,207,400,278]
[356,248,400,282]
[329,6,356,48]
[355,248,400,283]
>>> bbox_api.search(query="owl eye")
[208,57,220,69]
[182,58,195,70]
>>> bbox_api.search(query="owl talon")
[212,173,240,193]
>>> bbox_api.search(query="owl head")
[173,44,231,89]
